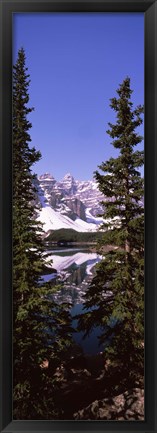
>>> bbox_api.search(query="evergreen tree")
[78,78,144,381]
[13,48,73,419]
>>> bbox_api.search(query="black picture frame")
[0,0,157,432]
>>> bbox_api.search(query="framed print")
[0,0,157,432]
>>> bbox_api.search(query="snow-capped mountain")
[36,173,104,233]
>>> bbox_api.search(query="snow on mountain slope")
[37,205,98,232]
[85,207,103,225]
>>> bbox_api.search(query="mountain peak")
[39,173,56,181]
[63,172,74,180]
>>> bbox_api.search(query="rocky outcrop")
[39,348,144,421]
[73,388,144,420]
[63,198,86,221]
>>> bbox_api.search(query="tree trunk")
[125,239,130,253]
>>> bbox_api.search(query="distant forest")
[46,228,103,243]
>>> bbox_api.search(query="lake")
[42,246,104,355]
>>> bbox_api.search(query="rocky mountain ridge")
[36,173,104,233]
[38,172,103,216]
[35,172,143,234]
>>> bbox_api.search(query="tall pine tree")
[78,78,144,382]
[13,48,73,419]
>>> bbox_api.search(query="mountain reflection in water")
[43,247,103,354]
[44,248,101,305]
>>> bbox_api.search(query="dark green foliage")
[46,228,103,243]
[78,78,144,378]
[13,48,73,419]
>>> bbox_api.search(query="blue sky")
[13,13,144,181]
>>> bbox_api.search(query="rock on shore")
[73,388,144,420]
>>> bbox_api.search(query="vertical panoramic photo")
[13,12,144,420]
